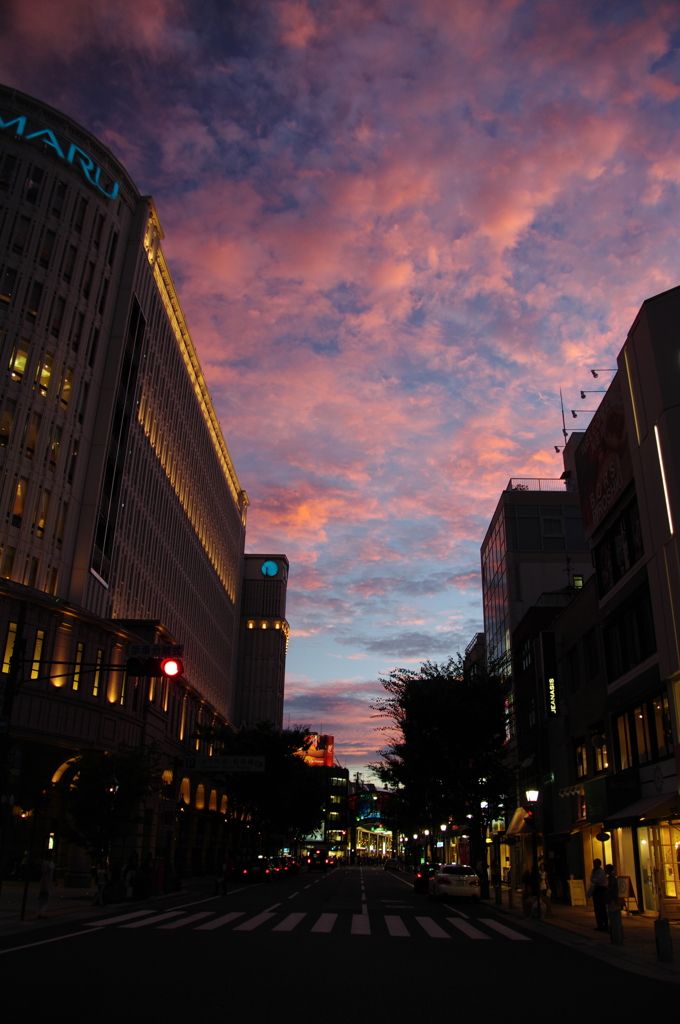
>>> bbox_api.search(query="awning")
[505,805,534,836]
[604,794,680,827]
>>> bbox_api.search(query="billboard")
[299,734,335,767]
[574,373,633,541]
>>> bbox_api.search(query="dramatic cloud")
[4,0,680,765]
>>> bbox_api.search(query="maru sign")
[0,113,119,200]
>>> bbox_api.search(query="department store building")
[0,85,288,881]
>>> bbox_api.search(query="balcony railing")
[506,478,578,492]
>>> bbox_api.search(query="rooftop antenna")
[560,389,568,444]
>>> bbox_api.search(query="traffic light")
[125,656,184,678]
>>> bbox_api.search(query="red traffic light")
[126,656,184,678]
[160,657,182,677]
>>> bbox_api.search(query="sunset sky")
[4,0,680,776]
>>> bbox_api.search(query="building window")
[25,413,41,460]
[27,556,39,589]
[55,502,68,549]
[595,501,644,596]
[9,338,30,381]
[653,694,674,758]
[634,704,651,765]
[73,197,87,232]
[92,649,103,696]
[30,629,45,680]
[36,351,54,397]
[0,267,17,305]
[2,621,17,672]
[72,642,84,691]
[60,367,73,409]
[180,777,190,804]
[48,426,61,471]
[195,784,205,810]
[62,244,77,282]
[617,713,633,771]
[573,574,583,588]
[24,280,43,322]
[39,230,56,269]
[51,296,65,337]
[209,789,217,812]
[1,547,16,580]
[11,477,29,528]
[594,738,608,773]
[12,215,31,255]
[0,400,16,446]
[602,586,656,682]
[25,167,44,203]
[220,795,227,814]
[34,490,50,539]
[51,181,67,217]
[575,743,588,778]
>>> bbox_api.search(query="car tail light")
[242,869,247,874]
[265,869,270,874]
[416,872,423,878]
[469,879,479,886]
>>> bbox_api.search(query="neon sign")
[548,676,557,715]
[0,114,119,200]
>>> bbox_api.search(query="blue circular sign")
[261,560,279,577]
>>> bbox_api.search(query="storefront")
[605,795,680,917]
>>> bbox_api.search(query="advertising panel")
[574,373,633,540]
[300,733,335,767]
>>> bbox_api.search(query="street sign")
[129,644,184,657]
[183,755,265,773]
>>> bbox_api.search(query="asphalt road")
[1,866,671,1018]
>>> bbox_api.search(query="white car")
[429,864,481,902]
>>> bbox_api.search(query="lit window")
[180,777,191,804]
[2,621,17,673]
[72,642,84,691]
[209,789,217,811]
[220,795,227,814]
[195,784,205,810]
[92,649,103,697]
[573,575,583,589]
[31,630,45,680]
[9,338,30,381]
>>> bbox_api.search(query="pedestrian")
[589,858,608,931]
[37,851,56,919]
[539,860,552,917]
[604,863,619,911]
[92,859,108,906]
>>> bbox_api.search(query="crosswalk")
[85,908,530,941]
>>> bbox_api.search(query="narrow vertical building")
[236,554,289,728]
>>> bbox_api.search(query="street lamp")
[525,789,540,920]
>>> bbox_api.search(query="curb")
[482,900,680,986]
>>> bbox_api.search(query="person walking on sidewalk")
[539,861,552,917]
[590,858,608,931]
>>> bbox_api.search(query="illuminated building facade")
[236,554,289,728]
[0,86,288,881]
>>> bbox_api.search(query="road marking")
[351,914,371,935]
[447,919,490,940]
[272,913,306,932]
[385,916,410,937]
[416,917,450,938]
[121,911,185,928]
[195,912,244,931]
[311,913,337,933]
[84,910,155,926]
[303,885,311,889]
[157,912,214,929]
[479,919,531,941]
[287,892,299,899]
[443,904,469,919]
[0,928,104,955]
[264,904,281,912]
[233,912,276,932]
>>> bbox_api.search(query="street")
[0,867,671,1017]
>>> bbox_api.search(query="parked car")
[239,859,274,883]
[384,858,398,871]
[429,864,480,902]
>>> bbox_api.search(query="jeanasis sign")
[0,112,120,199]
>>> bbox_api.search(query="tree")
[370,655,509,890]
[197,722,325,857]
[57,744,161,862]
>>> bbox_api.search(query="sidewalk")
[0,877,212,938]
[483,886,680,985]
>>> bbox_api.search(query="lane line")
[272,913,306,932]
[417,917,450,939]
[311,913,337,933]
[351,914,371,935]
[264,904,281,912]
[121,911,185,928]
[385,915,410,937]
[0,928,104,955]
[233,912,276,932]
[195,912,244,931]
[83,910,155,927]
[287,892,299,899]
[479,919,531,941]
[157,912,214,930]
[447,919,490,940]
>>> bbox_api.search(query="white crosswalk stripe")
[416,917,450,938]
[311,913,337,933]
[272,913,306,932]
[478,919,531,941]
[385,915,410,937]
[447,918,490,939]
[92,908,529,942]
[351,914,371,935]
[233,912,276,932]
[195,912,244,931]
